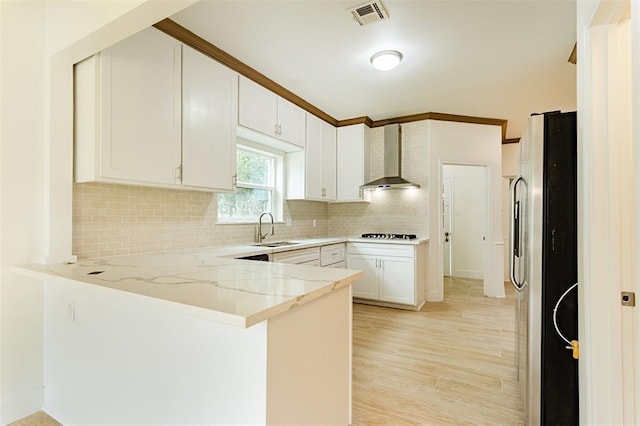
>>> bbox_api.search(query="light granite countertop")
[13,236,428,329]
[15,246,362,328]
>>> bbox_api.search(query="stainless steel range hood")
[360,123,420,190]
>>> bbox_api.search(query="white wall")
[1,2,47,421]
[443,165,486,279]
[426,120,503,301]
[0,1,197,422]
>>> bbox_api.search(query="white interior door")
[442,177,454,276]
[443,165,487,280]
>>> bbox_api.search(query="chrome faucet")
[257,212,275,243]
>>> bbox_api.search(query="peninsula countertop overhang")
[13,236,429,328]
[14,248,362,329]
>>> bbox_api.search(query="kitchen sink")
[253,241,300,248]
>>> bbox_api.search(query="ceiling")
[171,0,577,139]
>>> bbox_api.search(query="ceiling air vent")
[348,1,389,26]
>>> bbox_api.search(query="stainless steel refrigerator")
[509,111,579,425]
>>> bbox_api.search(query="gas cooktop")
[360,233,417,240]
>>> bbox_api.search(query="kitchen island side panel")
[43,278,268,425]
[266,284,352,425]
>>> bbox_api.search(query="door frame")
[577,0,635,423]
[442,175,454,277]
[439,161,491,296]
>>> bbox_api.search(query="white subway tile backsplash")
[73,121,431,257]
[73,183,328,258]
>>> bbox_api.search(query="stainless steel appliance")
[509,111,578,425]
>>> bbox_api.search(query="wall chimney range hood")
[360,124,420,190]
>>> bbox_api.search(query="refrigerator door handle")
[509,175,527,292]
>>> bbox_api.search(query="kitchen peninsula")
[15,247,362,425]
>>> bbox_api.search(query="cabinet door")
[321,120,337,200]
[99,27,181,185]
[347,254,379,300]
[182,45,237,191]
[277,97,305,147]
[238,77,277,137]
[304,114,323,199]
[379,256,415,305]
[336,124,370,202]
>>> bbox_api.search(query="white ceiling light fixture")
[370,50,403,71]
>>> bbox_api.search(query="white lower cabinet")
[272,247,320,265]
[320,243,345,268]
[347,242,425,308]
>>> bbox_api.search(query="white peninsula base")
[42,277,352,425]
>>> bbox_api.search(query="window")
[217,145,283,223]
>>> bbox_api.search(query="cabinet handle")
[176,164,182,183]
[274,124,279,135]
[322,188,326,197]
[232,174,237,189]
[278,124,282,135]
[375,258,378,268]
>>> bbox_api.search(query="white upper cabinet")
[238,76,305,148]
[336,124,371,202]
[181,45,237,191]
[286,113,336,201]
[276,97,306,147]
[75,27,182,186]
[321,120,337,200]
[75,27,238,192]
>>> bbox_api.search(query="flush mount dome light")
[370,50,403,71]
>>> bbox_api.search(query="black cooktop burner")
[361,233,417,240]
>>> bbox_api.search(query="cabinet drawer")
[320,243,346,266]
[272,247,320,264]
[347,243,414,258]
[323,261,345,269]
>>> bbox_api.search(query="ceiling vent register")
[348,1,389,26]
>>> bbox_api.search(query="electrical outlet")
[312,219,317,227]
[286,218,292,226]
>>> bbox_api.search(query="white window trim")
[217,144,284,224]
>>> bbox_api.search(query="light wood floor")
[12,277,522,426]
[352,276,524,425]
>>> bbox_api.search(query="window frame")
[217,143,284,224]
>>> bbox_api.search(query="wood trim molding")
[154,19,339,126]
[154,18,511,142]
[335,116,374,127]
[503,138,520,144]
[371,112,508,141]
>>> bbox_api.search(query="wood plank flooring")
[12,277,523,425]
[352,276,524,425]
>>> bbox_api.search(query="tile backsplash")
[328,121,429,237]
[73,182,328,258]
[73,121,430,258]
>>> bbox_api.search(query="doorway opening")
[442,164,488,283]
